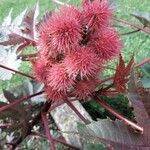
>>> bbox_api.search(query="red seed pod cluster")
[33,0,122,101]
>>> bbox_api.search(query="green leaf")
[2,9,13,26]
[141,77,150,88]
[12,8,27,26]
[131,12,150,28]
[141,63,150,78]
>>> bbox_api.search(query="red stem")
[99,76,114,84]
[0,123,17,127]
[17,41,32,52]
[41,112,55,150]
[0,91,44,112]
[64,98,90,124]
[113,17,150,35]
[102,84,114,91]
[49,98,77,112]
[0,64,35,79]
[135,58,150,68]
[95,96,143,133]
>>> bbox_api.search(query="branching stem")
[64,98,91,124]
[113,17,150,35]
[0,91,44,112]
[0,123,17,127]
[41,112,55,150]
[135,58,150,68]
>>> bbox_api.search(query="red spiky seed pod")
[38,6,82,58]
[81,0,112,31]
[73,78,99,99]
[89,29,122,61]
[64,47,102,80]
[47,64,74,92]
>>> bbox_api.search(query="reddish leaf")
[37,11,52,30]
[0,34,26,46]
[0,4,39,47]
[114,55,134,93]
[78,119,150,149]
[23,2,39,40]
[127,69,150,147]
[125,55,134,76]
[128,69,149,125]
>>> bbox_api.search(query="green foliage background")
[0,0,150,90]
[0,0,149,149]
[0,0,149,120]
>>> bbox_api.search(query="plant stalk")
[95,96,143,133]
[0,91,44,112]
[113,17,150,35]
[64,98,91,124]
[41,112,56,150]
[0,64,35,79]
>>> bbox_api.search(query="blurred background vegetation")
[0,0,150,90]
[0,0,149,119]
[0,0,149,149]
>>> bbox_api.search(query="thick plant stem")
[0,91,44,112]
[0,64,35,79]
[95,96,143,133]
[64,98,91,124]
[113,17,150,35]
[41,112,56,150]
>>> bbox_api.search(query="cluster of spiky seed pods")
[33,0,122,101]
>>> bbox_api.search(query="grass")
[0,0,150,90]
[116,0,150,62]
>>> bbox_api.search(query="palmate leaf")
[0,8,27,45]
[0,45,22,80]
[127,69,149,125]
[131,12,150,28]
[0,92,28,134]
[23,2,39,41]
[76,68,150,150]
[141,63,150,88]
[3,79,45,104]
[141,77,150,88]
[0,80,45,142]
[127,69,150,149]
[0,3,39,47]
[78,119,150,150]
[113,55,134,93]
[2,9,13,26]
